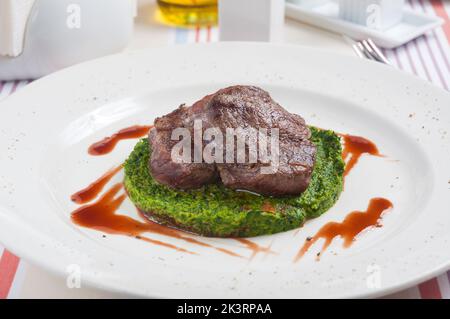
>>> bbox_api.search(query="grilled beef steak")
[148,85,316,196]
[149,95,218,189]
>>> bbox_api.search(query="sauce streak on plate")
[71,183,243,257]
[135,210,242,258]
[235,239,275,259]
[88,125,152,156]
[341,134,381,177]
[71,165,123,204]
[294,197,393,262]
[71,183,193,253]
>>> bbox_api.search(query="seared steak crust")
[149,86,316,196]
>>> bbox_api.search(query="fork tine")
[367,39,390,65]
[357,42,375,61]
[347,36,390,65]
[352,43,365,59]
[361,40,382,63]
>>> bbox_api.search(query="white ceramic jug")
[0,0,136,80]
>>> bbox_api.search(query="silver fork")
[352,38,390,65]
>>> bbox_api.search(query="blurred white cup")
[0,0,136,80]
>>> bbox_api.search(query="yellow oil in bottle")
[156,0,218,28]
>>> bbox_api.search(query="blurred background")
[129,0,353,53]
[1,0,448,81]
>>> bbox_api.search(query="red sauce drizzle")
[341,134,381,177]
[71,183,193,253]
[71,165,123,204]
[261,202,276,214]
[235,239,275,260]
[294,198,392,262]
[135,210,242,258]
[71,183,242,257]
[88,125,152,156]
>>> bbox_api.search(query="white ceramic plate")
[0,43,449,298]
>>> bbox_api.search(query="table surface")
[1,0,450,299]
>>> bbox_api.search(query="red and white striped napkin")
[0,0,449,299]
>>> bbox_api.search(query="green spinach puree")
[124,127,344,237]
